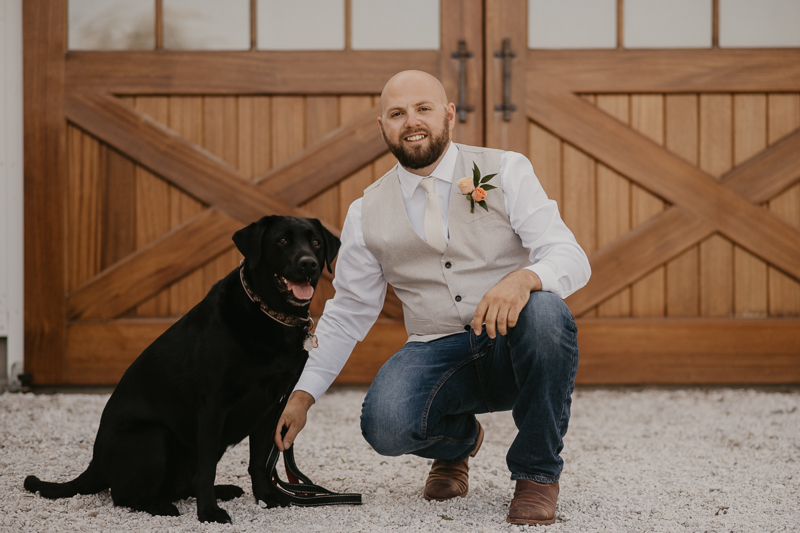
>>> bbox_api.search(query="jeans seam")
[554,327,579,458]
[420,354,480,442]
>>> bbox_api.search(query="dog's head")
[233,216,340,312]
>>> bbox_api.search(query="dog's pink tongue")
[287,280,314,300]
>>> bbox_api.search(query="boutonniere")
[457,162,497,213]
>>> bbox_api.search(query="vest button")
[445,262,452,268]
[455,295,462,302]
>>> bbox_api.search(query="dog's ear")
[233,216,275,269]
[311,218,341,273]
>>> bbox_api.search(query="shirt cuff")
[527,263,559,296]
[293,370,333,402]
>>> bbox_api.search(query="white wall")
[1,0,24,386]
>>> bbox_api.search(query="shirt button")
[445,262,452,269]
[455,295,462,302]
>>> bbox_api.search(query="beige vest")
[362,144,532,337]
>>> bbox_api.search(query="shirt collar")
[397,142,459,199]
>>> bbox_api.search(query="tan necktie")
[420,177,447,253]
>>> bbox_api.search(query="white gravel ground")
[1,386,798,532]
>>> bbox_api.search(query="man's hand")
[472,270,542,338]
[274,390,315,451]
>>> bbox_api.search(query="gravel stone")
[1,387,798,531]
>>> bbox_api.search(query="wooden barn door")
[24,0,484,385]
[484,0,800,383]
[25,1,800,387]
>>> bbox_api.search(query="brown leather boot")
[506,479,559,525]
[422,421,484,501]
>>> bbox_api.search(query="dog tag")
[303,334,318,351]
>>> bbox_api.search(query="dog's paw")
[254,491,291,509]
[214,484,244,501]
[197,505,232,524]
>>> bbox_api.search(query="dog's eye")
[312,239,321,247]
[278,238,288,245]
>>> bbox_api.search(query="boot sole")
[506,516,556,526]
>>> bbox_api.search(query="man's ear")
[311,218,341,273]
[232,216,275,269]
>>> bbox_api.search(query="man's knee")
[360,388,417,457]
[518,291,574,336]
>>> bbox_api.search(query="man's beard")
[381,115,450,170]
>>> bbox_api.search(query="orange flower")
[457,177,475,194]
[471,187,487,202]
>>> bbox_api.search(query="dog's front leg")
[249,420,291,508]
[193,410,231,524]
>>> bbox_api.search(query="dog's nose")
[298,256,318,273]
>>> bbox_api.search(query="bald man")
[275,71,591,525]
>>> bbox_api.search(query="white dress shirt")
[295,142,591,400]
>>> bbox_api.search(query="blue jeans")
[360,291,578,483]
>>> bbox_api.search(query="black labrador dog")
[24,215,340,524]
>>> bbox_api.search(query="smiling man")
[275,70,591,526]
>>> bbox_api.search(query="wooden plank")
[252,96,272,176]
[666,248,699,317]
[576,318,800,384]
[65,51,441,94]
[134,97,171,317]
[168,96,206,316]
[596,164,630,317]
[595,95,630,318]
[699,94,733,317]
[665,94,699,317]
[338,97,375,227]
[484,0,527,154]
[271,96,306,167]
[202,96,242,291]
[102,146,137,270]
[526,49,800,93]
[23,0,67,384]
[64,318,800,385]
[733,94,768,317]
[527,88,800,284]
[301,97,342,228]
[562,144,596,256]
[528,122,561,205]
[630,94,666,317]
[440,0,484,146]
[767,93,800,317]
[562,143,596,317]
[767,93,800,145]
[67,127,102,292]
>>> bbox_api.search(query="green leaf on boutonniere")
[472,162,481,188]
[481,184,497,191]
[477,200,489,212]
[479,173,497,185]
[469,196,475,213]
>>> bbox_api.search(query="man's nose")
[405,112,421,128]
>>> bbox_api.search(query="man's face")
[380,112,450,170]
[378,76,456,172]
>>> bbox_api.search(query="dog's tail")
[24,463,107,499]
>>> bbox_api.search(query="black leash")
[266,443,362,506]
